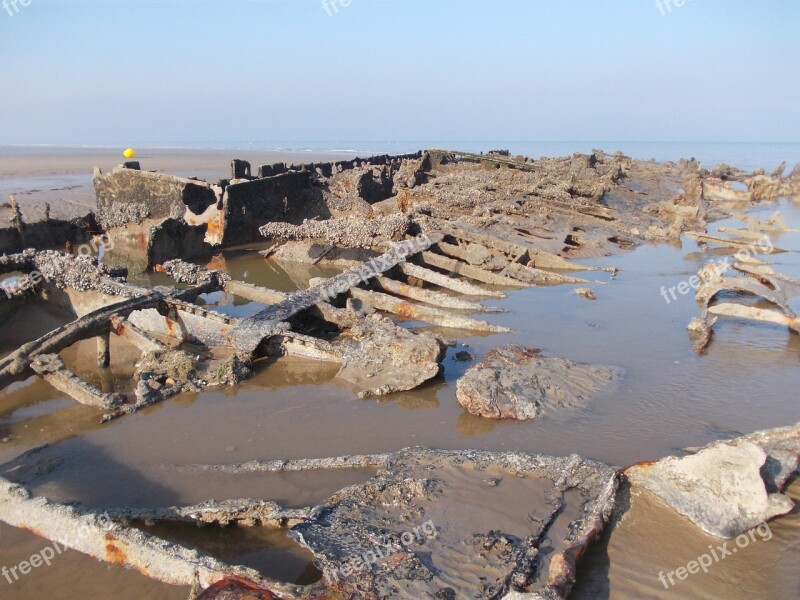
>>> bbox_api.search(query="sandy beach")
[0,147,363,222]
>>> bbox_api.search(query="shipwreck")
[1,148,799,598]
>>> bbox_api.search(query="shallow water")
[0,522,190,600]
[572,478,800,600]
[1,200,800,598]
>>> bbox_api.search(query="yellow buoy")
[123,148,136,159]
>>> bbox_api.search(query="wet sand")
[572,478,800,600]
[0,521,190,600]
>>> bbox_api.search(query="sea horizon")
[2,140,798,172]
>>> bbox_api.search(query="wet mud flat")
[0,150,799,598]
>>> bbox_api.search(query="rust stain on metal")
[196,576,282,600]
[104,532,128,565]
[388,551,409,564]
[621,460,656,474]
[206,216,225,242]
[159,308,191,341]
[206,253,228,271]
[396,302,414,319]
[164,316,179,339]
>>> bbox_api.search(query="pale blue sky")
[0,0,797,145]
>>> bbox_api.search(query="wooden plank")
[420,252,527,287]
[244,237,436,324]
[398,262,505,298]
[224,280,286,304]
[686,231,786,253]
[436,221,532,258]
[433,241,510,271]
[30,354,123,410]
[110,316,169,353]
[374,276,504,313]
[501,261,589,286]
[349,288,510,333]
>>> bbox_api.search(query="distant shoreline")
[0,147,365,222]
[3,140,798,169]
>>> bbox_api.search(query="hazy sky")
[0,0,797,145]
